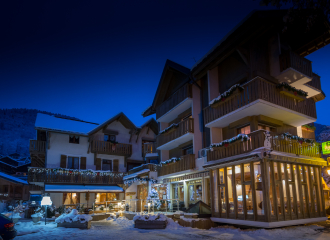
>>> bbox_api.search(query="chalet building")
[28,112,158,209]
[0,156,30,175]
[0,172,29,202]
[143,10,330,227]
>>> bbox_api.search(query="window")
[258,124,275,132]
[63,193,79,205]
[104,135,116,142]
[69,135,80,144]
[102,160,112,171]
[237,125,250,135]
[67,157,79,169]
[182,145,193,155]
[142,140,154,157]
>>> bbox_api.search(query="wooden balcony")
[157,118,194,150]
[158,154,195,177]
[28,168,125,184]
[91,141,132,156]
[29,140,46,153]
[156,83,192,121]
[203,77,317,127]
[280,50,312,79]
[127,163,159,175]
[207,130,321,162]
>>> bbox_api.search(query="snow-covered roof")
[123,169,150,180]
[35,113,98,135]
[44,184,124,192]
[0,171,28,184]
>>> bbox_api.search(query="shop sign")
[322,141,330,155]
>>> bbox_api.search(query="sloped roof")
[0,171,28,185]
[35,113,98,135]
[140,118,158,135]
[88,112,137,135]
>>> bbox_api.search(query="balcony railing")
[157,118,194,147]
[280,50,312,78]
[29,140,46,153]
[91,141,132,156]
[203,77,317,125]
[156,83,192,120]
[143,142,157,156]
[158,154,195,177]
[28,168,125,184]
[127,163,159,175]
[306,74,322,91]
[207,130,321,162]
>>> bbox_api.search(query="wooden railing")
[203,77,317,125]
[156,83,192,120]
[157,118,194,147]
[207,130,321,162]
[91,141,132,156]
[29,140,46,153]
[306,73,322,91]
[143,142,157,155]
[280,50,312,78]
[127,163,159,175]
[28,168,125,184]
[158,154,195,177]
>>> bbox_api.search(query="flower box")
[134,220,167,229]
[211,88,241,108]
[57,220,91,229]
[91,213,110,221]
[278,86,306,102]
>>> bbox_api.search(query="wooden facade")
[90,140,132,156]
[279,50,313,78]
[158,154,195,177]
[0,177,29,201]
[29,140,46,168]
[209,158,326,223]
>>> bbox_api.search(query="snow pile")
[2,212,21,218]
[133,213,167,222]
[180,216,200,222]
[166,218,183,229]
[174,211,184,214]
[55,209,92,223]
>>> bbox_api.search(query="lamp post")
[41,195,52,225]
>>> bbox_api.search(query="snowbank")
[133,213,167,222]
[55,209,92,223]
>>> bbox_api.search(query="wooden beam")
[284,163,292,220]
[236,48,249,67]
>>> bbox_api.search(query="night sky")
[1,1,329,126]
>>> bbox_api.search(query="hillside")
[0,108,82,157]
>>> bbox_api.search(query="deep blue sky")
[0,0,329,126]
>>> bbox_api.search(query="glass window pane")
[196,181,202,202]
[289,184,294,214]
[68,157,72,169]
[220,186,226,213]
[276,184,282,215]
[313,186,318,213]
[212,170,219,213]
[227,167,234,213]
[236,165,243,214]
[274,162,279,181]
[304,166,312,212]
[245,185,253,215]
[299,165,304,182]
[294,165,301,214]
[254,161,264,215]
[219,168,225,184]
[302,186,308,214]
[244,164,250,182]
[73,157,79,169]
[287,164,292,181]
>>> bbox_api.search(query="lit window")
[238,125,251,135]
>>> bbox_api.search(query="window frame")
[67,156,80,169]
[69,135,80,144]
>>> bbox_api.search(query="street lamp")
[41,195,52,225]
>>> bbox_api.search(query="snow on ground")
[14,218,330,240]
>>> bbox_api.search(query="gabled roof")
[191,9,330,78]
[0,171,28,185]
[140,118,158,135]
[88,112,137,135]
[143,59,191,117]
[35,113,98,135]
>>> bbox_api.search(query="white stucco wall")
[49,193,63,208]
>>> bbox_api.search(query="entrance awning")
[45,185,124,193]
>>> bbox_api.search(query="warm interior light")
[327,169,330,175]
[73,193,76,198]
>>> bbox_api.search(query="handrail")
[158,154,195,176]
[203,77,317,125]
[280,50,312,78]
[91,140,132,156]
[157,118,194,147]
[29,140,46,153]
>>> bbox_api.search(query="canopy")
[45,185,124,193]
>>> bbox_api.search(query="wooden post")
[284,163,292,220]
[251,162,257,221]
[261,159,271,222]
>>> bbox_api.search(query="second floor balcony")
[91,140,132,156]
[156,83,193,122]
[143,142,158,158]
[203,77,317,128]
[158,154,195,177]
[28,167,126,184]
[207,130,321,163]
[157,118,194,150]
[29,140,46,153]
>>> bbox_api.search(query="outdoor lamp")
[41,195,52,225]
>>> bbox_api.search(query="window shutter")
[113,159,119,172]
[60,155,67,168]
[80,157,87,170]
[96,158,102,170]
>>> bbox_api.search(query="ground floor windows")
[95,193,118,203]
[211,160,325,222]
[63,193,79,205]
[102,160,112,171]
[67,157,79,169]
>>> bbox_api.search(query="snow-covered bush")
[31,207,44,218]
[133,213,167,222]
[55,209,92,223]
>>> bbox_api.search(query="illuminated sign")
[322,141,330,155]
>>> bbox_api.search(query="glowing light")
[41,196,52,206]
[327,169,330,175]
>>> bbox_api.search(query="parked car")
[0,214,17,240]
